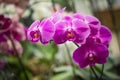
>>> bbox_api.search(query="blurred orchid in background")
[0,14,26,56]
[0,0,29,9]
[0,15,11,33]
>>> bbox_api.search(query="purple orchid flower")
[72,25,112,68]
[0,39,23,57]
[73,13,101,37]
[53,16,90,44]
[73,39,109,68]
[73,13,112,44]
[27,18,55,44]
[0,15,11,33]
[7,40,23,57]
[27,20,40,42]
[86,25,112,47]
[0,33,7,42]
[0,15,11,42]
[11,22,26,41]
[0,14,26,56]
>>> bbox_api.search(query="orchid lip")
[30,30,40,39]
[33,32,40,38]
[67,32,74,38]
[66,29,75,41]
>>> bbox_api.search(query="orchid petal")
[72,19,90,44]
[99,25,112,45]
[40,18,55,44]
[53,21,67,44]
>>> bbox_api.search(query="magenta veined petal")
[93,43,109,59]
[78,59,89,68]
[50,7,66,23]
[39,18,55,44]
[28,20,40,30]
[53,20,67,44]
[72,19,90,44]
[85,16,101,37]
[63,16,72,22]
[85,15,101,25]
[63,16,72,25]
[73,13,101,25]
[73,13,85,21]
[73,44,88,63]
[99,25,112,45]
[89,25,99,37]
[27,20,41,42]
[73,14,101,37]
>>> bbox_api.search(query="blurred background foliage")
[0,0,120,80]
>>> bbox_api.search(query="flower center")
[66,28,75,39]
[67,31,74,38]
[34,32,39,38]
[88,53,94,61]
[30,30,40,38]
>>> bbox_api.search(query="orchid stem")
[74,43,79,47]
[99,64,104,80]
[90,66,98,80]
[65,43,76,77]
[9,37,29,80]
[71,0,76,13]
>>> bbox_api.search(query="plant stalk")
[99,64,104,80]
[65,43,76,77]
[9,36,29,80]
[90,66,98,80]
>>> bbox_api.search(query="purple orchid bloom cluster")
[0,14,26,57]
[27,8,112,68]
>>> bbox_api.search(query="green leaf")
[50,72,72,80]
[36,42,58,61]
[54,66,72,72]
[21,41,35,61]
[104,72,120,80]
[75,68,90,80]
